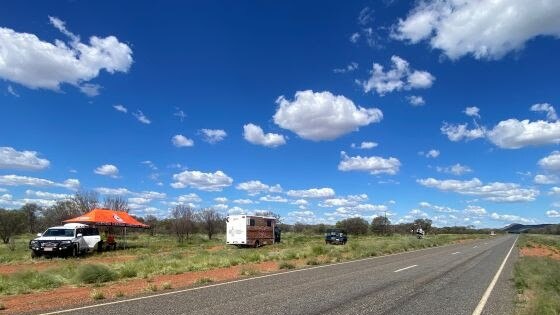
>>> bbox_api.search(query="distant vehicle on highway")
[226,215,278,247]
[490,231,496,236]
[29,223,101,258]
[325,229,347,245]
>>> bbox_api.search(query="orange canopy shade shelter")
[63,208,149,228]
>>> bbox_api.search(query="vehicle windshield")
[326,230,345,236]
[42,229,74,237]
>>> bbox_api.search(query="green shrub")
[75,264,117,284]
[195,277,214,285]
[311,245,327,256]
[119,265,138,278]
[239,267,260,276]
[0,302,5,310]
[146,283,158,292]
[115,290,125,298]
[306,258,320,265]
[162,282,172,290]
[278,261,295,270]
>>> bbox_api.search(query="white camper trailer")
[226,215,278,247]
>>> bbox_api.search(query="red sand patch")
[520,245,560,260]
[0,261,281,314]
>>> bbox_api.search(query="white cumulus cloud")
[172,134,194,148]
[538,151,560,172]
[392,0,560,60]
[418,177,539,202]
[0,174,79,190]
[243,124,286,147]
[487,119,560,149]
[113,104,127,113]
[200,129,227,144]
[0,17,132,95]
[0,147,50,170]
[436,163,473,176]
[531,103,558,121]
[286,188,336,199]
[94,164,119,178]
[338,151,400,175]
[407,95,425,106]
[359,56,435,96]
[352,142,378,149]
[171,170,233,191]
[534,174,559,185]
[464,106,480,118]
[273,90,382,141]
[441,122,486,142]
[259,195,288,203]
[546,210,560,218]
[133,110,151,124]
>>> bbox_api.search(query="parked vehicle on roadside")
[325,229,347,245]
[29,223,101,258]
[226,215,278,247]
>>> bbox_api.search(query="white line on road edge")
[471,236,518,315]
[473,246,478,248]
[38,238,493,315]
[451,252,461,255]
[394,265,418,273]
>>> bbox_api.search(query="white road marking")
[38,238,485,315]
[451,252,461,255]
[394,265,418,273]
[473,246,478,248]
[471,236,518,315]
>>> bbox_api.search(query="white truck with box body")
[226,215,279,247]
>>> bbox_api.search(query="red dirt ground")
[520,245,560,260]
[0,255,136,275]
[0,260,297,314]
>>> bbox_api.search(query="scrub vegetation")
[0,232,486,296]
[515,234,560,315]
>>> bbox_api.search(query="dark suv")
[325,229,347,245]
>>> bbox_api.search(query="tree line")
[0,191,130,244]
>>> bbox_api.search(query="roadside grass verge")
[0,233,486,296]
[515,234,560,315]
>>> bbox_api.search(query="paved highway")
[42,235,518,315]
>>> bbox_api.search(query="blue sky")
[2,0,560,227]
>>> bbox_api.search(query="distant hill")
[502,223,554,233]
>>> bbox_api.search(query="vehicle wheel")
[254,240,260,248]
[31,250,41,258]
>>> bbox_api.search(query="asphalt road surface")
[42,235,518,315]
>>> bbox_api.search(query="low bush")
[278,261,295,270]
[90,289,105,300]
[75,264,117,284]
[195,277,214,285]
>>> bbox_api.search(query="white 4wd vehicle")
[29,223,101,258]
